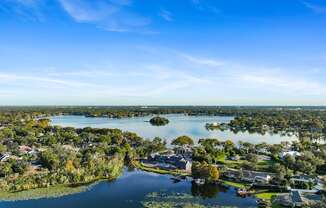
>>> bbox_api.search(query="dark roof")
[291,191,303,203]
[152,154,191,169]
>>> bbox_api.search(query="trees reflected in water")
[191,182,228,199]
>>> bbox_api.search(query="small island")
[149,116,169,126]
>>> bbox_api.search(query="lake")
[50,114,297,144]
[0,169,258,208]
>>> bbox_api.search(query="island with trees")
[149,116,169,126]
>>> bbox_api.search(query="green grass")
[222,159,276,172]
[0,184,88,201]
[133,161,190,176]
[221,160,245,169]
[271,204,283,208]
[256,160,276,172]
[220,180,248,189]
[255,192,282,208]
[255,192,279,200]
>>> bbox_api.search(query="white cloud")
[0,0,44,20]
[0,62,212,100]
[191,0,220,14]
[301,1,326,13]
[240,73,326,95]
[58,0,151,32]
[1,0,152,32]
[182,54,225,67]
[159,9,173,21]
[176,51,326,97]
[0,72,98,88]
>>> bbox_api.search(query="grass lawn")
[256,160,276,172]
[255,192,279,200]
[255,192,283,208]
[133,161,190,176]
[222,159,276,172]
[221,160,245,169]
[220,180,248,189]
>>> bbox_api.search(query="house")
[174,146,193,159]
[150,153,192,172]
[0,153,10,162]
[291,191,304,207]
[242,170,273,184]
[174,158,192,171]
[19,145,37,155]
[223,168,241,179]
[229,155,240,161]
[290,175,317,184]
[289,190,323,207]
[256,147,271,155]
[223,168,274,184]
[280,151,301,159]
[257,155,271,161]
[290,175,323,191]
[254,175,272,184]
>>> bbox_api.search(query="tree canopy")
[149,116,169,126]
[171,136,194,146]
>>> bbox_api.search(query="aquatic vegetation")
[0,184,86,201]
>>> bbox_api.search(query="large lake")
[0,169,258,208]
[51,115,297,144]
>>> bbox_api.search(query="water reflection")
[191,182,228,199]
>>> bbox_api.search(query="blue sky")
[1,0,326,105]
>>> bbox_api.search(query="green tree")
[171,136,194,146]
[272,163,286,182]
[209,165,219,181]
[0,144,7,154]
[149,116,169,126]
[40,150,60,171]
[246,153,258,163]
[0,163,12,177]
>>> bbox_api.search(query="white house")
[280,151,301,159]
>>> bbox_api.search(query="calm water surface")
[51,115,296,144]
[0,169,258,208]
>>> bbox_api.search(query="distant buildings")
[280,151,301,159]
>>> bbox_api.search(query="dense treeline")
[2,106,326,119]
[226,111,326,141]
[2,106,326,139]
